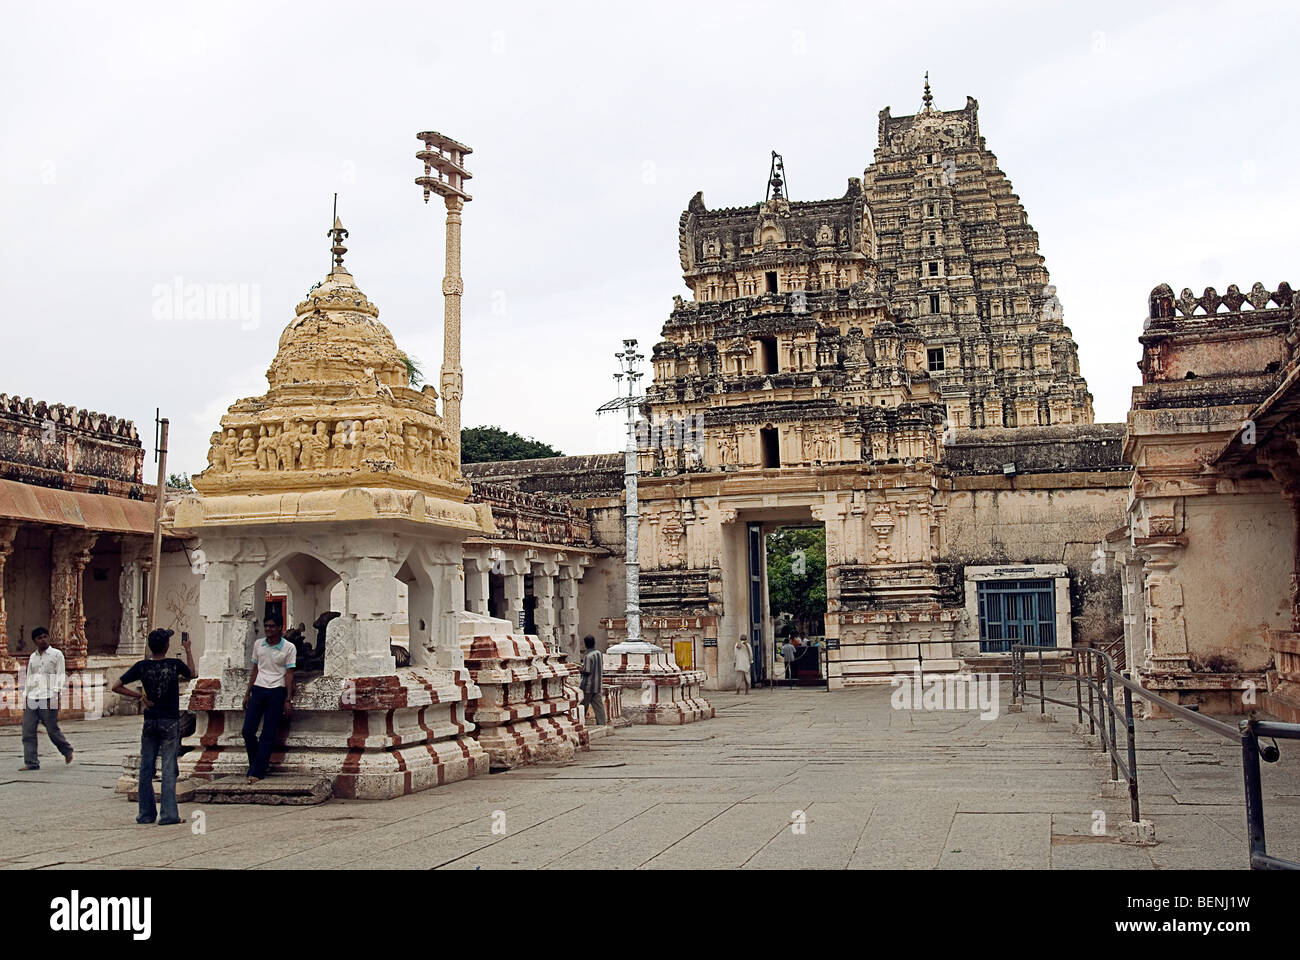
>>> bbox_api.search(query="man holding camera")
[113,628,195,825]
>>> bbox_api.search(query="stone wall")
[0,393,145,496]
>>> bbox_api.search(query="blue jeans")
[138,718,180,824]
[242,686,286,779]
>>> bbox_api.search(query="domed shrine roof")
[188,219,481,524]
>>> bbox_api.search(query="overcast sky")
[2,1,1297,477]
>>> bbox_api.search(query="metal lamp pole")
[598,339,654,652]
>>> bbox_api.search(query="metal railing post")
[1106,665,1119,782]
[1074,649,1083,724]
[1095,654,1107,756]
[1123,671,1139,823]
[1086,650,1096,736]
[1037,645,1045,715]
[1240,719,1268,869]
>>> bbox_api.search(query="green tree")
[460,425,562,464]
[167,472,194,491]
[398,352,424,387]
[766,526,826,636]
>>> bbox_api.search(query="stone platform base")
[461,613,588,770]
[1261,691,1300,723]
[178,666,487,800]
[602,645,714,725]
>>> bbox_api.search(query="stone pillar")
[117,538,150,657]
[531,559,558,650]
[434,547,466,669]
[1140,542,1190,674]
[557,563,581,658]
[50,529,96,669]
[463,554,489,615]
[338,556,399,677]
[0,522,17,665]
[503,558,526,632]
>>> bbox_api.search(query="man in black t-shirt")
[113,629,195,825]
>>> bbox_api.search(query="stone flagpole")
[416,131,473,461]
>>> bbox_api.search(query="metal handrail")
[1011,643,1300,870]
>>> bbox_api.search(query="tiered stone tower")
[633,82,1097,685]
[867,76,1092,429]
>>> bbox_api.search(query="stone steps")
[189,773,333,805]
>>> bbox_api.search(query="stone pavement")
[2,682,1296,869]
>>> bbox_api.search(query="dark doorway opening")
[760,427,780,468]
[766,525,828,686]
[765,271,778,294]
[758,336,778,374]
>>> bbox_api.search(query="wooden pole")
[148,418,169,631]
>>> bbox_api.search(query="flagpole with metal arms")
[597,339,656,652]
[415,130,472,463]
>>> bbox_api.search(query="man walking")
[113,628,195,825]
[781,637,798,681]
[580,635,607,727]
[19,627,74,770]
[242,613,296,783]
[734,635,752,695]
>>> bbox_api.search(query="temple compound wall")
[463,455,627,658]
[1109,281,1300,717]
[0,394,201,722]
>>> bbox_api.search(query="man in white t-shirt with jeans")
[242,613,296,783]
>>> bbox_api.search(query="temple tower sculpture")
[170,222,496,799]
[635,81,1095,686]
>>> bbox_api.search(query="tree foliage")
[460,425,562,464]
[398,352,424,387]
[766,526,826,636]
[166,472,194,490]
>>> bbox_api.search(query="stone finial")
[922,72,933,112]
[328,216,350,275]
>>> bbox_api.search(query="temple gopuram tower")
[867,76,1093,428]
[170,223,496,799]
[633,81,1098,688]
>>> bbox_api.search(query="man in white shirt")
[241,613,296,783]
[19,627,74,770]
[734,636,752,695]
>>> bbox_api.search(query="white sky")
[2,1,1297,477]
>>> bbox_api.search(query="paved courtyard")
[2,683,1296,870]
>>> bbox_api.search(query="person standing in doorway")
[580,635,607,727]
[113,628,195,824]
[242,613,296,784]
[734,636,752,695]
[781,637,798,681]
[18,627,74,770]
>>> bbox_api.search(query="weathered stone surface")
[1112,278,1299,713]
[165,234,493,801]
[191,773,332,805]
[459,612,588,769]
[602,649,714,724]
